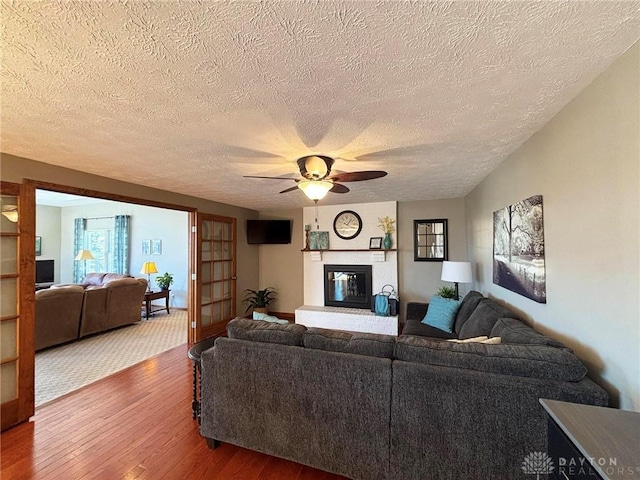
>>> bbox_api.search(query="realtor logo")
[522,452,555,479]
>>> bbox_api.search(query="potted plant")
[243,287,276,314]
[156,272,174,290]
[436,286,457,299]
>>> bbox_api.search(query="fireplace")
[324,264,372,309]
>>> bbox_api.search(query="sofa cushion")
[402,319,457,339]
[458,299,518,339]
[394,335,587,381]
[303,328,396,358]
[490,317,566,347]
[453,291,484,334]
[227,317,306,346]
[421,296,460,333]
[81,272,107,287]
[102,277,143,288]
[102,273,133,284]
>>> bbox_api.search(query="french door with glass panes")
[1,181,35,431]
[191,213,236,343]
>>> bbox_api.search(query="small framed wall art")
[151,239,162,255]
[309,231,329,250]
[142,239,151,255]
[35,236,42,256]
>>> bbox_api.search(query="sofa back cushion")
[491,317,566,347]
[81,272,107,287]
[458,298,518,339]
[303,328,396,358]
[453,291,484,334]
[227,317,307,346]
[394,335,587,381]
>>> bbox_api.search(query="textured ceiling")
[2,1,639,211]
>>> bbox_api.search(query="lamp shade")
[441,261,472,283]
[298,180,333,201]
[75,250,95,261]
[140,261,158,275]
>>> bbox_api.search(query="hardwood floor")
[0,345,346,480]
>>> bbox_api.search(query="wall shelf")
[300,249,397,252]
[301,248,396,262]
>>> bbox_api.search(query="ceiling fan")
[243,155,387,201]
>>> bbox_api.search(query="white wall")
[35,205,62,284]
[58,201,189,308]
[258,209,303,314]
[465,43,639,410]
[302,201,397,306]
[398,198,467,307]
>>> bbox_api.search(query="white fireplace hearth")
[295,305,398,335]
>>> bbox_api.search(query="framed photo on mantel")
[309,231,329,250]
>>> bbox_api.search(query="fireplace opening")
[324,264,372,309]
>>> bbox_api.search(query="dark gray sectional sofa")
[199,292,608,480]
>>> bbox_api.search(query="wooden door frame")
[15,180,198,422]
[1,181,35,430]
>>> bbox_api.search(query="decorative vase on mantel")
[383,233,392,250]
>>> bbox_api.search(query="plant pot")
[253,307,268,314]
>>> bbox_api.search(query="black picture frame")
[369,237,382,249]
[413,219,448,261]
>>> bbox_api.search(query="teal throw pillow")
[421,296,462,333]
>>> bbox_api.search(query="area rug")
[35,310,187,407]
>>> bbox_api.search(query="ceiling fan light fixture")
[297,155,334,180]
[298,180,333,201]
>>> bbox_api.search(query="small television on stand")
[35,259,55,289]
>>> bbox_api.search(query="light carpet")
[35,310,187,407]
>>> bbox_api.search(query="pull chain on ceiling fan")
[244,155,387,202]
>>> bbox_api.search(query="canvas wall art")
[493,195,546,303]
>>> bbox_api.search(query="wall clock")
[333,210,363,240]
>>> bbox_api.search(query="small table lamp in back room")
[74,249,94,280]
[140,261,158,292]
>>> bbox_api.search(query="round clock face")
[333,210,363,240]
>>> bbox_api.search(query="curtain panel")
[113,215,130,275]
[73,218,86,283]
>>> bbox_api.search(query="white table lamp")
[441,261,472,300]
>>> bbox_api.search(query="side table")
[143,290,170,319]
[187,334,223,423]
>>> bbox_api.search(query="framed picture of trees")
[493,195,546,303]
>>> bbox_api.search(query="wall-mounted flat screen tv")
[36,259,54,284]
[246,220,292,244]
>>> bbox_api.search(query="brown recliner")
[103,277,147,331]
[35,285,84,350]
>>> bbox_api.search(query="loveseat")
[199,291,608,480]
[35,273,147,350]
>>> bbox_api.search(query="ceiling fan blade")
[328,171,388,182]
[243,175,299,181]
[279,185,300,194]
[330,183,350,194]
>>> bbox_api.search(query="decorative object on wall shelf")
[304,224,311,250]
[151,239,162,255]
[378,216,395,250]
[35,236,42,256]
[493,194,546,303]
[414,219,448,261]
[142,239,151,255]
[309,231,329,250]
[369,237,382,249]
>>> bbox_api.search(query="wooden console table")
[143,290,170,319]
